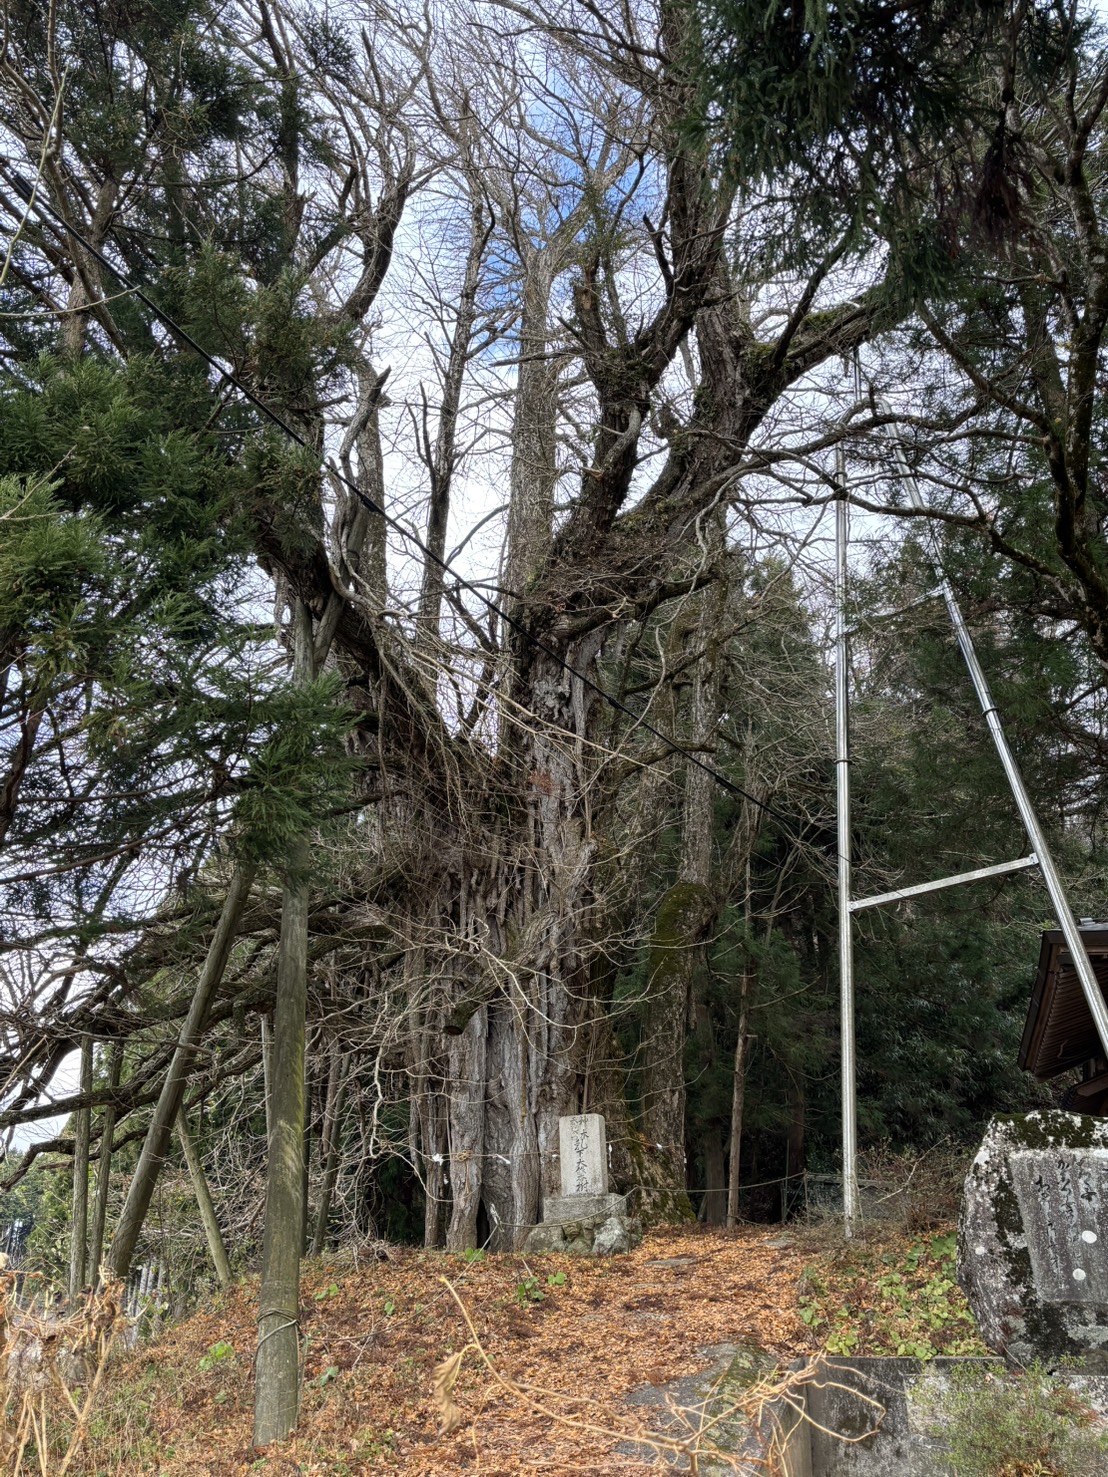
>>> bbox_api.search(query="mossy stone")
[960,1112,1108,1365]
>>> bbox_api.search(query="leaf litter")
[75,1222,977,1476]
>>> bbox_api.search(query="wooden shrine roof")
[1019,925,1108,1079]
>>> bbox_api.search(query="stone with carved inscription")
[558,1113,609,1197]
[959,1111,1108,1366]
[520,1113,639,1255]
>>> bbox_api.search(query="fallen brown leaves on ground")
[74,1221,967,1477]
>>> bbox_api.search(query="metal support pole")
[834,448,860,1236]
[850,853,1040,912]
[884,421,1108,1063]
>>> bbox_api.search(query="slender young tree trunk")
[110,862,256,1280]
[254,599,314,1446]
[68,1036,93,1299]
[310,1050,348,1257]
[725,973,751,1229]
[784,1077,806,1221]
[725,786,764,1230]
[87,1042,122,1283]
[419,192,488,635]
[177,1108,232,1287]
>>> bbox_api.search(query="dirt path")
[83,1226,821,1476]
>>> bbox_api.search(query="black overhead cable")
[0,164,796,829]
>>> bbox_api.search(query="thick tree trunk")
[482,995,542,1250]
[253,857,310,1443]
[444,1006,486,1250]
[484,637,617,1244]
[68,1036,92,1299]
[434,642,609,1248]
[639,882,712,1215]
[698,1129,727,1226]
[640,564,725,1216]
[409,1002,448,1249]
[422,1136,447,1249]
[177,1108,232,1287]
[254,600,314,1447]
[504,254,557,600]
[261,1013,274,1140]
[301,1077,312,1255]
[110,862,256,1280]
[406,974,448,1249]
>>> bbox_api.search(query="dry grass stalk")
[0,1271,127,1475]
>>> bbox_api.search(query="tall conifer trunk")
[254,599,315,1446]
[641,555,726,1210]
[726,972,751,1229]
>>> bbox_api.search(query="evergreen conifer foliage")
[822,2,1108,677]
[691,0,1084,279]
[10,0,1108,1449]
[696,0,1002,173]
[0,354,253,917]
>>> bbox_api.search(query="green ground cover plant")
[919,1362,1108,1476]
[798,1231,987,1357]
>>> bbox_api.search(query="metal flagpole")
[832,401,1108,1238]
[882,420,1108,1063]
[834,447,860,1236]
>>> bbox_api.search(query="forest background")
[1,0,1107,1442]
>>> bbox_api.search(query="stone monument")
[959,1111,1108,1366]
[522,1113,641,1255]
[561,1112,608,1194]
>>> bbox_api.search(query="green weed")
[515,1274,544,1305]
[798,1232,985,1358]
[919,1363,1108,1476]
[197,1338,234,1372]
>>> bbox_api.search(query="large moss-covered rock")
[959,1112,1108,1366]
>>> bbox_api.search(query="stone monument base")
[522,1192,641,1256]
[543,1191,627,1223]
